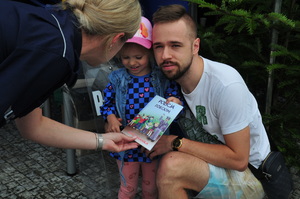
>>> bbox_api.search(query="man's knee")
[157,152,210,193]
[156,152,182,191]
[157,152,184,181]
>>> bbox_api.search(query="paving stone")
[1,122,299,198]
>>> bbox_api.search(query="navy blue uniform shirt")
[0,1,82,126]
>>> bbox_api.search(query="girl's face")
[120,43,151,76]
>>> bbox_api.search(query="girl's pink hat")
[126,16,152,49]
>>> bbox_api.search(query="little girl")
[100,17,182,199]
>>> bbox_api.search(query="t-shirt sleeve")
[216,82,252,135]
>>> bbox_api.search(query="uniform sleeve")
[100,82,117,120]
[0,47,70,119]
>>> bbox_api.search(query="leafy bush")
[185,0,300,167]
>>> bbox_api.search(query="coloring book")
[122,95,183,150]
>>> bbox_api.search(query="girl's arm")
[100,82,122,132]
[165,80,184,106]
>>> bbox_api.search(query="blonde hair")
[62,0,141,46]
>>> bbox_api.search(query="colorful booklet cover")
[122,95,183,150]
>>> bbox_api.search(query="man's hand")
[102,133,138,152]
[144,135,177,159]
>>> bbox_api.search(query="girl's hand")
[166,96,182,105]
[106,114,122,132]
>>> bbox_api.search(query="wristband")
[95,133,103,151]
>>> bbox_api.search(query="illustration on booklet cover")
[122,95,183,150]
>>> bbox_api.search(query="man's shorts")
[195,164,265,199]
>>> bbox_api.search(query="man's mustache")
[159,61,178,67]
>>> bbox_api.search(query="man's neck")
[178,56,203,94]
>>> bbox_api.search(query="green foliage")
[185,0,300,168]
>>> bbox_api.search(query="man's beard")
[160,58,192,81]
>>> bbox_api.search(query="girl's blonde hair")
[62,0,141,46]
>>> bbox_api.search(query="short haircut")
[152,4,197,39]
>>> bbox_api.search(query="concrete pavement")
[0,122,143,198]
[1,122,300,198]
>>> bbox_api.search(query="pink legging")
[117,159,158,199]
